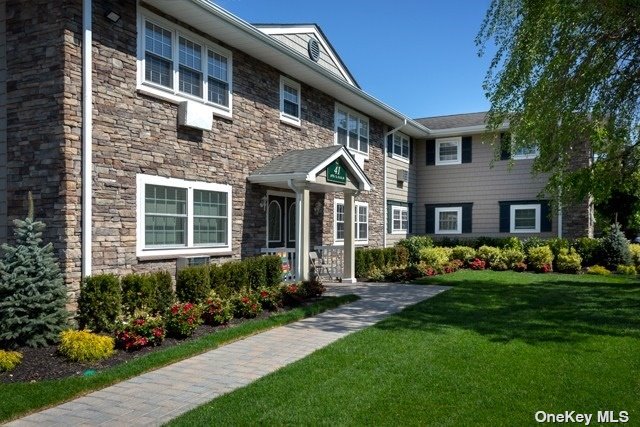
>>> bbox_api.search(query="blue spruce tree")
[0,193,68,348]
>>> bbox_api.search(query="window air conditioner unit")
[178,100,213,131]
[397,169,409,182]
[176,256,211,271]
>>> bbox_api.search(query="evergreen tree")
[599,223,632,270]
[0,193,68,348]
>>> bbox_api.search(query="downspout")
[383,119,407,248]
[82,0,92,277]
[557,187,563,238]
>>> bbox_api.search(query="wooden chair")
[309,251,331,280]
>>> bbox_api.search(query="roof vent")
[308,38,320,62]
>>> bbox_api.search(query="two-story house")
[0,0,592,310]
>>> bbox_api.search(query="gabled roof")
[254,24,359,88]
[414,112,488,130]
[248,145,372,192]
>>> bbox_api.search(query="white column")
[343,191,357,283]
[295,186,310,281]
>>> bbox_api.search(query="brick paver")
[7,283,448,426]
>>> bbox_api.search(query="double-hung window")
[138,12,233,118]
[137,174,232,257]
[392,206,409,233]
[510,204,541,233]
[435,137,462,165]
[280,76,301,126]
[392,133,410,161]
[334,199,368,243]
[335,105,369,155]
[512,145,540,160]
[435,207,462,234]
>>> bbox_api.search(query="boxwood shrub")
[176,265,211,303]
[77,273,122,333]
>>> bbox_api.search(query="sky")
[214,0,495,119]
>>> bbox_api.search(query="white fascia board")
[427,123,509,137]
[247,173,309,184]
[143,0,430,138]
[307,147,372,192]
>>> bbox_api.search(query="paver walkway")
[8,283,448,426]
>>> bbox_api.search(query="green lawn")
[169,271,640,426]
[0,295,358,423]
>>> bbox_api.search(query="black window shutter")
[541,200,552,232]
[500,133,511,160]
[386,202,392,233]
[499,202,510,232]
[409,138,414,164]
[425,205,435,233]
[408,203,413,233]
[426,139,435,165]
[387,134,393,158]
[461,136,472,163]
[462,203,472,233]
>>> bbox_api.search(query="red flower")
[241,297,249,304]
[260,291,269,298]
[171,305,179,315]
[134,318,145,326]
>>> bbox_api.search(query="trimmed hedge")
[176,265,211,303]
[355,246,411,278]
[77,274,122,333]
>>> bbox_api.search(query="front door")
[267,195,296,248]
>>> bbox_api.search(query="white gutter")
[383,120,407,248]
[426,124,509,137]
[82,0,92,277]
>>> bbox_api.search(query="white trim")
[391,205,409,234]
[279,75,301,127]
[306,146,372,191]
[435,206,462,234]
[435,137,462,165]
[334,198,369,244]
[391,132,410,163]
[81,0,92,277]
[512,146,540,160]
[510,204,541,233]
[136,174,232,258]
[334,103,369,158]
[136,9,234,120]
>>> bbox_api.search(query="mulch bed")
[1,308,284,384]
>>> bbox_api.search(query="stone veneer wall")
[562,140,594,238]
[88,1,386,284]
[0,0,6,242]
[5,0,83,309]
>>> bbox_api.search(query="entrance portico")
[248,145,372,282]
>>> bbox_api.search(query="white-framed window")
[279,76,301,126]
[136,174,232,257]
[335,104,369,156]
[137,11,233,119]
[435,137,462,165]
[435,207,462,234]
[510,204,541,233]
[392,206,409,233]
[334,199,368,243]
[512,145,540,160]
[392,132,410,162]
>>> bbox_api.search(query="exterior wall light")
[106,11,120,23]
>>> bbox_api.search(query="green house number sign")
[327,160,347,185]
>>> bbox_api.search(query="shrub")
[629,244,640,268]
[366,266,386,282]
[176,265,210,303]
[394,245,410,266]
[501,236,524,251]
[245,257,267,289]
[300,278,326,298]
[502,248,526,269]
[0,195,68,348]
[368,249,386,270]
[264,255,284,288]
[616,265,637,276]
[382,247,398,267]
[121,273,155,314]
[555,248,583,274]
[468,258,486,270]
[152,271,175,314]
[572,237,602,267]
[522,237,546,253]
[443,259,463,274]
[397,236,433,265]
[527,245,554,272]
[355,249,370,278]
[450,246,476,263]
[256,287,282,311]
[58,330,115,362]
[586,265,611,276]
[600,223,632,269]
[476,246,502,267]
[0,350,22,372]
[211,261,249,295]
[77,274,122,333]
[232,292,262,318]
[546,238,570,258]
[115,311,165,351]
[419,247,452,269]
[513,261,527,272]
[473,236,507,249]
[201,292,234,325]
[166,303,203,338]
[281,283,305,306]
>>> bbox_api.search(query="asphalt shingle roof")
[414,111,488,130]
[250,145,344,176]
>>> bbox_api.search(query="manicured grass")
[0,295,359,423]
[169,271,640,426]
